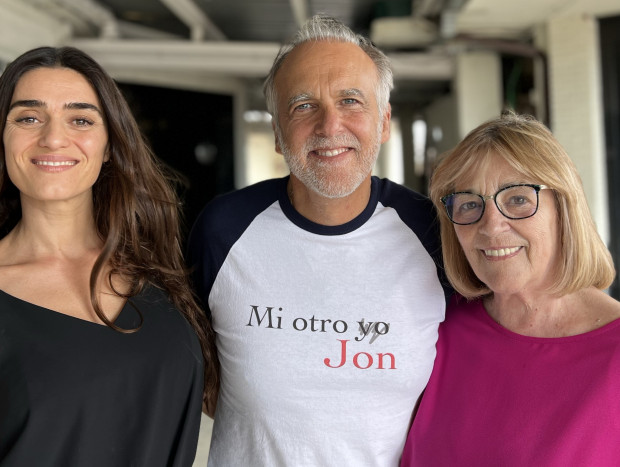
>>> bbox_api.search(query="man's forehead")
[278,40,374,72]
[276,44,377,91]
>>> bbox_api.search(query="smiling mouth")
[33,160,77,167]
[314,147,350,157]
[483,246,521,257]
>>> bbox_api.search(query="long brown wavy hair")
[0,46,218,414]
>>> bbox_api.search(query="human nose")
[314,105,342,137]
[38,119,70,149]
[477,198,510,235]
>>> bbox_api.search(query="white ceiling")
[457,0,620,38]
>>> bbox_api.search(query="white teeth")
[34,160,77,167]
[316,148,348,157]
[484,246,520,257]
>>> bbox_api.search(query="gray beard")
[277,123,383,199]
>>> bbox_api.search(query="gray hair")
[263,15,393,126]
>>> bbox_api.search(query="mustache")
[303,135,360,151]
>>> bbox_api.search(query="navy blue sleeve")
[187,177,286,318]
[376,178,453,302]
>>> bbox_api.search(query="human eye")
[14,115,40,125]
[73,117,95,127]
[502,186,535,207]
[291,102,314,114]
[457,200,482,219]
[507,195,528,205]
[455,196,482,213]
[342,97,360,105]
[448,194,482,222]
[498,185,539,218]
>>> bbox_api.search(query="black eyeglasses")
[441,184,550,225]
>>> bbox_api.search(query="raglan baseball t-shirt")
[188,176,448,466]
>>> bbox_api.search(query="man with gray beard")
[188,15,450,467]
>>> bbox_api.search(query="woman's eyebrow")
[8,99,44,111]
[8,99,103,117]
[66,102,103,116]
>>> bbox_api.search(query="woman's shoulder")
[583,287,620,328]
[0,252,33,298]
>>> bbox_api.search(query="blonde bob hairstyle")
[429,112,615,299]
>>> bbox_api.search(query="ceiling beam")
[53,0,119,37]
[21,0,113,37]
[289,0,309,27]
[70,40,279,77]
[70,39,453,81]
[114,20,182,40]
[22,0,183,39]
[0,0,72,59]
[159,0,226,41]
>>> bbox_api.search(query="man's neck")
[287,176,372,226]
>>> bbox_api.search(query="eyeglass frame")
[440,183,550,225]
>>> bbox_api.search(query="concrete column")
[546,14,609,243]
[399,108,419,191]
[455,51,503,138]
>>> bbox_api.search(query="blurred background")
[1,0,619,460]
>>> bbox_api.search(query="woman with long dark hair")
[0,46,218,466]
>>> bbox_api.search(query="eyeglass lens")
[445,185,540,224]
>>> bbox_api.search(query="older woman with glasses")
[401,112,620,466]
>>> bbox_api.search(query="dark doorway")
[600,15,620,299]
[117,83,235,233]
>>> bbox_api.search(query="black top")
[0,285,203,467]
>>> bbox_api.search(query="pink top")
[402,296,620,466]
